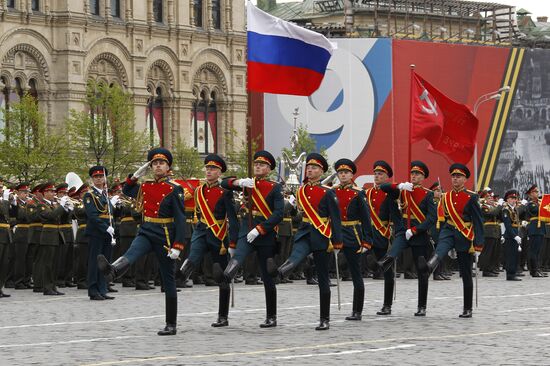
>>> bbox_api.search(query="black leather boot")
[416,261,429,316]
[377,256,394,273]
[179,259,195,282]
[346,288,364,320]
[418,255,440,275]
[315,291,330,330]
[158,297,177,335]
[377,277,393,315]
[459,284,473,318]
[278,259,297,279]
[212,285,230,327]
[222,259,240,282]
[414,307,427,316]
[365,253,379,271]
[260,287,277,328]
[97,255,130,283]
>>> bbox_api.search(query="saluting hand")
[132,161,151,180]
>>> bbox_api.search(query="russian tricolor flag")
[247,2,337,96]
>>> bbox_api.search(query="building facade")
[0,0,247,155]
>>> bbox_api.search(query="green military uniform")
[479,198,502,276]
[0,198,15,297]
[28,192,44,292]
[37,190,69,296]
[73,192,88,289]
[56,184,75,288]
[13,188,32,289]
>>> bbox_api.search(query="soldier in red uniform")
[98,147,189,335]
[219,150,284,328]
[419,163,484,318]
[179,154,239,327]
[364,161,404,316]
[275,153,343,330]
[374,161,437,316]
[331,159,372,321]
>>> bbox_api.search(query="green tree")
[0,94,70,183]
[171,138,203,178]
[66,80,149,180]
[225,128,261,177]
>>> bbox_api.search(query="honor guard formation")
[2,148,550,335]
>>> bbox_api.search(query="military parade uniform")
[332,159,372,321]
[501,190,522,281]
[28,185,45,292]
[277,153,343,330]
[419,164,484,318]
[180,154,239,327]
[376,161,436,316]
[13,184,32,289]
[0,193,16,297]
[72,185,89,289]
[276,193,297,283]
[84,167,117,300]
[479,194,502,277]
[524,185,547,277]
[221,150,284,328]
[364,161,402,315]
[37,183,70,296]
[56,183,76,288]
[98,148,188,336]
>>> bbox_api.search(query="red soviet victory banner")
[411,72,479,163]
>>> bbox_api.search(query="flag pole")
[407,64,416,229]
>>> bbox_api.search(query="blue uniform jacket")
[83,187,114,238]
[502,203,519,239]
[526,200,546,236]
[221,177,284,247]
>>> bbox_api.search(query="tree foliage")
[66,80,148,180]
[0,94,71,184]
[171,138,204,179]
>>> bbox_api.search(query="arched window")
[90,0,100,15]
[192,91,216,154]
[153,0,163,23]
[147,87,164,147]
[212,0,221,29]
[111,0,121,18]
[194,0,203,28]
[0,78,8,142]
[29,79,39,100]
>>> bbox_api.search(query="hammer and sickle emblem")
[420,89,438,116]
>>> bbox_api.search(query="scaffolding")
[308,0,517,44]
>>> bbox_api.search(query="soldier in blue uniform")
[501,190,522,281]
[419,164,484,318]
[332,159,372,321]
[218,150,284,328]
[364,161,404,316]
[374,161,437,316]
[84,167,116,301]
[179,154,239,327]
[524,184,547,277]
[275,153,343,330]
[98,148,188,335]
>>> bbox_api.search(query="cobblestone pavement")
[1,274,550,366]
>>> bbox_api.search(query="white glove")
[65,200,74,212]
[518,245,522,253]
[106,226,115,236]
[500,237,505,244]
[448,248,457,259]
[497,198,504,206]
[333,249,340,255]
[228,247,236,258]
[110,195,119,206]
[288,195,296,207]
[521,220,528,228]
[474,251,480,259]
[397,182,413,191]
[521,199,528,205]
[238,178,255,189]
[246,228,260,243]
[514,236,522,244]
[356,247,368,254]
[167,248,181,260]
[59,196,69,207]
[405,229,414,240]
[132,161,150,179]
